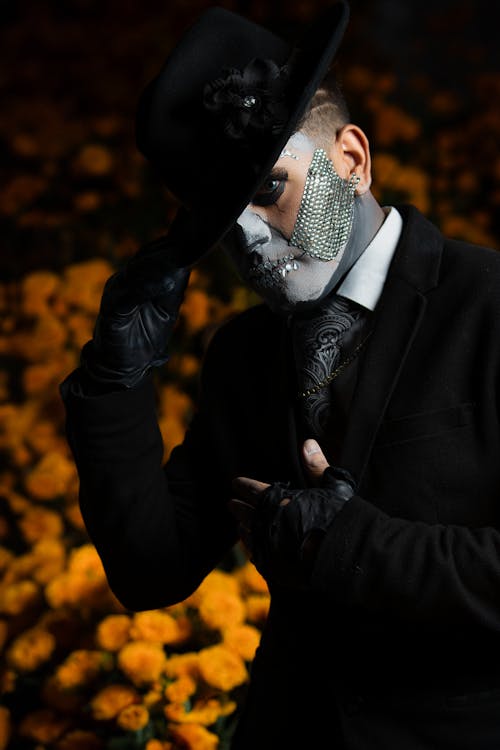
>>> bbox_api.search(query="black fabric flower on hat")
[203,58,289,142]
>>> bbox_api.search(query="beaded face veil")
[290,149,360,261]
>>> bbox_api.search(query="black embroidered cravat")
[291,294,367,440]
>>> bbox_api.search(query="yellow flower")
[46,544,112,610]
[96,614,132,651]
[55,650,109,689]
[24,450,76,501]
[18,506,64,543]
[168,723,219,750]
[31,538,67,584]
[164,675,197,704]
[7,627,56,671]
[116,703,150,732]
[245,594,270,624]
[165,698,235,726]
[235,560,269,594]
[130,610,186,645]
[74,191,101,212]
[183,569,240,609]
[198,589,245,631]
[0,706,11,750]
[222,624,261,661]
[21,270,60,316]
[59,259,111,315]
[117,641,167,686]
[165,652,200,680]
[146,740,173,750]
[54,730,104,750]
[198,645,247,692]
[180,289,213,334]
[0,547,15,572]
[90,684,140,720]
[19,709,70,744]
[0,620,8,652]
[0,580,40,615]
[0,175,47,215]
[73,144,114,176]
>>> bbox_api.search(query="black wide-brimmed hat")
[135,1,350,264]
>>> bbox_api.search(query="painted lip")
[247,253,300,281]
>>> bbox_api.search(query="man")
[60,2,500,748]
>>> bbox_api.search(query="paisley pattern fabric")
[292,294,366,439]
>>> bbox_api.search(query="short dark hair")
[297,73,351,147]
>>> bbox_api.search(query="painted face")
[222,131,358,313]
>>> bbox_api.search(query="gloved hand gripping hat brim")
[135,1,350,266]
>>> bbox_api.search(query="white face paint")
[223,131,357,313]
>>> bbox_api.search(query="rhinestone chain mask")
[290,149,361,261]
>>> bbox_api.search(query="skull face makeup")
[222,131,367,313]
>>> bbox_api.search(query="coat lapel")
[340,205,444,485]
[340,278,426,483]
[341,206,443,484]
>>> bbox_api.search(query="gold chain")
[298,329,373,399]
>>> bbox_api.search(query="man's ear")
[328,124,372,194]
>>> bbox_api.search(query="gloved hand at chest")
[229,440,356,588]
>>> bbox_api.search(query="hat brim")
[170,1,350,267]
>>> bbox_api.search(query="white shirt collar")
[337,206,403,311]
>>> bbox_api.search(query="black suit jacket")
[61,206,500,749]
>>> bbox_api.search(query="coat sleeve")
[59,331,239,612]
[310,494,500,629]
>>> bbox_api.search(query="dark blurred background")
[0,0,498,282]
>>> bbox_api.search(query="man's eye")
[252,178,286,207]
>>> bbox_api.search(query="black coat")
[61,205,500,749]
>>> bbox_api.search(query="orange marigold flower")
[165,652,200,681]
[19,709,70,744]
[90,684,139,720]
[198,590,245,631]
[130,610,184,645]
[0,706,11,750]
[0,619,8,651]
[60,259,113,315]
[168,722,218,750]
[18,506,64,543]
[117,641,167,686]
[245,594,270,624]
[31,538,66,584]
[165,698,235,726]
[21,270,59,317]
[7,627,56,671]
[55,650,110,689]
[198,645,247,692]
[0,547,14,573]
[64,501,86,531]
[0,580,40,615]
[116,703,150,732]
[55,729,104,750]
[164,675,197,704]
[24,450,76,501]
[96,614,132,651]
[235,561,269,594]
[146,740,173,750]
[183,569,240,609]
[222,624,261,662]
[179,289,212,334]
[73,144,114,176]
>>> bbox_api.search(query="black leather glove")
[79,227,190,391]
[250,466,357,588]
